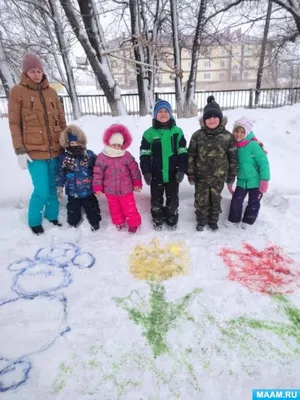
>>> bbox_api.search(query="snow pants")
[105,192,141,228]
[228,186,262,225]
[28,159,59,227]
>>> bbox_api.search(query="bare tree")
[255,0,273,104]
[0,31,16,97]
[59,0,127,116]
[46,0,81,119]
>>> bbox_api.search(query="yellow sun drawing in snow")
[129,238,189,281]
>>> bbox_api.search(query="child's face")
[233,126,246,141]
[69,140,80,147]
[205,117,220,129]
[111,143,122,149]
[156,108,170,123]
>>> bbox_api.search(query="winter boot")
[50,219,62,227]
[153,222,162,231]
[128,226,138,233]
[91,223,100,232]
[116,224,126,231]
[31,225,44,235]
[196,223,205,232]
[167,224,177,231]
[208,223,219,231]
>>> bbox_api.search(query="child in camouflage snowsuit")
[187,95,238,231]
[140,99,188,231]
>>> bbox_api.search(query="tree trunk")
[255,0,272,105]
[59,0,127,116]
[129,0,150,116]
[183,0,208,117]
[48,0,81,119]
[0,33,16,98]
[170,0,184,118]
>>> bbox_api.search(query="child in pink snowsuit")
[93,124,142,233]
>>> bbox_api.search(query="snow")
[1,105,300,399]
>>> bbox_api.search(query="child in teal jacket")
[225,117,270,229]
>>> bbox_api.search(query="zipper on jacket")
[37,86,53,157]
[50,98,55,109]
[30,96,34,111]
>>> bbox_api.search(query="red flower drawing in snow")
[219,243,300,294]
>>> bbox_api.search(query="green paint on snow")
[113,282,202,357]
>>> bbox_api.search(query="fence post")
[154,92,159,102]
[59,96,65,110]
[248,89,253,109]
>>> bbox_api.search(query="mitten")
[143,173,152,185]
[259,180,268,193]
[188,175,196,185]
[57,187,63,202]
[176,171,185,183]
[227,183,234,195]
[17,154,32,170]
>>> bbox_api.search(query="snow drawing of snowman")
[0,242,95,392]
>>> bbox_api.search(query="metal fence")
[1,87,300,122]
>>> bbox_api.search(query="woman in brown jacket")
[8,53,67,235]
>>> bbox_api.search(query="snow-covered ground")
[1,105,300,399]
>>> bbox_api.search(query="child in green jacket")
[140,99,188,231]
[225,117,270,229]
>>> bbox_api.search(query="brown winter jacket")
[8,74,67,160]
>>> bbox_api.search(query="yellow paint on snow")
[129,238,189,281]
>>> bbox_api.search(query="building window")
[203,47,211,57]
[221,47,227,55]
[244,59,249,67]
[219,72,225,80]
[233,65,239,70]
[234,52,240,58]
[204,73,211,80]
[232,74,239,81]
[204,60,211,68]
[244,71,249,79]
[220,60,225,67]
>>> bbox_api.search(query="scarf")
[103,145,125,158]
[236,136,267,153]
[62,147,90,172]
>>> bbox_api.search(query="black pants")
[67,195,101,227]
[228,187,262,225]
[150,179,179,227]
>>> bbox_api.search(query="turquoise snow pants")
[28,159,59,227]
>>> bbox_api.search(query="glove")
[259,180,268,193]
[227,183,234,195]
[176,171,185,183]
[57,187,63,202]
[17,154,32,170]
[188,175,196,185]
[143,173,152,185]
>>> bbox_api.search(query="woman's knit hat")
[203,95,223,122]
[22,53,44,74]
[233,117,253,136]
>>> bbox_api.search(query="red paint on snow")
[219,243,300,295]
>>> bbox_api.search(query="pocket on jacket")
[24,113,44,145]
[25,128,44,145]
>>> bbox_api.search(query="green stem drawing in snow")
[224,295,300,353]
[113,283,202,357]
